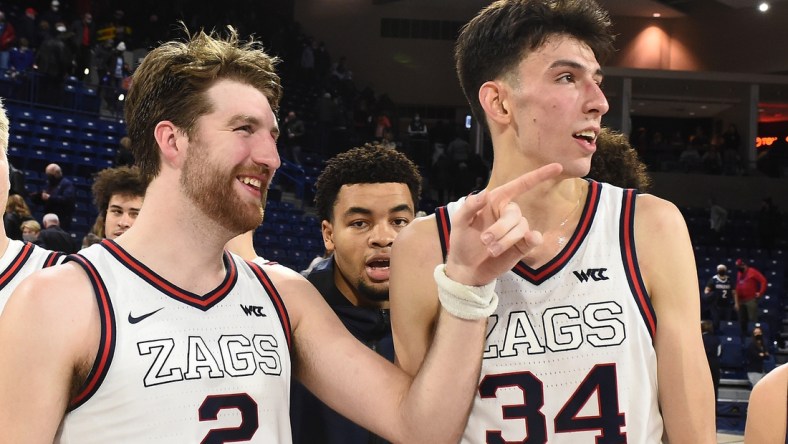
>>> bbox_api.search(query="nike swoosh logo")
[128,308,164,324]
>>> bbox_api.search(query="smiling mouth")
[239,176,262,190]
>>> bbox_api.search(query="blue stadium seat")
[719,336,744,369]
[10,120,33,136]
[719,321,740,338]
[56,127,78,142]
[9,133,27,148]
[35,123,56,138]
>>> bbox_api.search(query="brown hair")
[455,0,614,129]
[5,194,32,218]
[124,25,282,184]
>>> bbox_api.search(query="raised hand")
[444,163,563,286]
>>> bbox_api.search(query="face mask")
[718,271,727,276]
[47,174,58,186]
[22,233,36,242]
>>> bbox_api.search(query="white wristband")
[434,264,498,320]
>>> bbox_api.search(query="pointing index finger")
[489,163,563,207]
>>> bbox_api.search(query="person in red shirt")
[734,258,768,335]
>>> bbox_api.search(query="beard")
[356,279,389,302]
[180,140,266,235]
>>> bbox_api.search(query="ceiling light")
[652,13,661,18]
[759,2,770,12]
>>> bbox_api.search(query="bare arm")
[275,263,484,443]
[0,264,98,442]
[390,215,443,376]
[744,364,788,443]
[635,195,716,443]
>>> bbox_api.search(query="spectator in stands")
[35,213,75,253]
[746,326,770,387]
[744,360,788,442]
[407,113,429,167]
[16,8,38,49]
[20,219,40,243]
[90,166,145,240]
[4,194,33,241]
[70,12,95,80]
[40,1,63,34]
[30,163,76,231]
[113,136,135,167]
[8,37,34,75]
[0,11,16,70]
[34,21,70,106]
[291,143,422,444]
[282,110,305,164]
[734,258,768,336]
[705,264,735,332]
[31,163,76,230]
[708,197,728,235]
[701,320,721,402]
[586,127,652,190]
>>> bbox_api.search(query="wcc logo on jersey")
[573,268,610,282]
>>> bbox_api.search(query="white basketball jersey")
[0,239,64,313]
[436,180,664,443]
[56,240,293,443]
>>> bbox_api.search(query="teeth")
[240,177,262,188]
[574,130,596,140]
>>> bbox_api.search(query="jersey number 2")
[479,363,626,443]
[199,393,258,444]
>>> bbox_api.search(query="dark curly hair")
[314,144,423,222]
[90,166,146,237]
[586,128,652,191]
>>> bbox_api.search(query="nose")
[584,82,609,116]
[369,222,396,248]
[252,132,281,172]
[118,213,132,228]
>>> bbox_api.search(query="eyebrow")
[226,114,261,127]
[342,203,414,218]
[549,59,604,78]
[109,204,142,211]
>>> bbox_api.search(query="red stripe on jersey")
[514,180,600,283]
[102,240,237,309]
[0,242,34,288]
[68,254,115,409]
[247,262,292,350]
[621,190,656,337]
[44,251,64,268]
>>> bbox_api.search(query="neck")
[114,177,234,293]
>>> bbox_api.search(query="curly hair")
[455,0,614,130]
[125,25,282,184]
[587,128,652,191]
[314,144,423,222]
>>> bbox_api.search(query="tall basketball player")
[0,26,560,443]
[390,0,716,442]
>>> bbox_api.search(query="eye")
[557,73,575,83]
[235,125,253,134]
[349,220,369,229]
[110,209,122,216]
[392,218,411,227]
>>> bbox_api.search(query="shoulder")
[634,193,685,230]
[392,213,440,258]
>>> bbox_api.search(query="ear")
[321,220,335,252]
[154,121,188,168]
[479,80,511,126]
